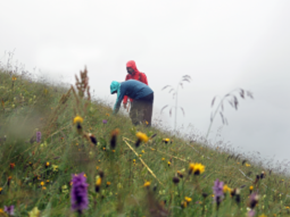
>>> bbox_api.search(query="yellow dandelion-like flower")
[185,197,192,203]
[96,177,102,186]
[105,113,110,117]
[96,166,99,170]
[162,138,170,144]
[237,162,240,165]
[245,163,251,167]
[103,147,106,151]
[142,150,145,153]
[73,115,83,124]
[286,206,290,209]
[83,174,87,178]
[40,181,45,186]
[136,132,149,143]
[223,184,231,193]
[168,161,171,166]
[112,150,115,153]
[42,186,46,190]
[46,162,50,167]
[151,148,155,151]
[258,214,267,217]
[181,201,187,208]
[139,154,142,157]
[133,159,136,163]
[143,181,151,187]
[189,163,205,175]
[12,76,17,81]
[106,181,111,186]
[162,158,165,161]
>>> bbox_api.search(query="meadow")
[0,64,289,217]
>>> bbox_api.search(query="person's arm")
[113,84,126,114]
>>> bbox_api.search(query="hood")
[126,60,140,76]
[110,81,120,94]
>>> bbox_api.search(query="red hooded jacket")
[123,60,148,104]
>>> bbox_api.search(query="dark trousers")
[129,93,154,126]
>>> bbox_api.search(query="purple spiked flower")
[213,179,224,208]
[36,131,41,143]
[102,120,107,124]
[71,173,89,214]
[247,209,255,217]
[4,205,14,215]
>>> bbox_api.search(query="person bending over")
[110,79,153,126]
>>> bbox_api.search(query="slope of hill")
[0,66,289,217]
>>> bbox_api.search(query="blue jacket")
[110,80,153,114]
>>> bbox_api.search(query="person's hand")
[123,103,127,109]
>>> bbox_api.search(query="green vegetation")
[0,66,289,217]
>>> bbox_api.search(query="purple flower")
[4,205,14,215]
[213,179,224,206]
[102,120,107,124]
[36,131,41,143]
[71,172,89,214]
[247,209,255,217]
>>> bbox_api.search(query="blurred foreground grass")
[0,67,290,217]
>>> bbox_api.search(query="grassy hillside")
[0,66,289,217]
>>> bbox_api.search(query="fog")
[1,0,289,164]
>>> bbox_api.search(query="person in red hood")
[123,60,149,125]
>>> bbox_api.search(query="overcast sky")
[1,0,290,165]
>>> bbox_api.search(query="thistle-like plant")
[161,75,191,132]
[206,88,254,138]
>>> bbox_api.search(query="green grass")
[0,67,289,217]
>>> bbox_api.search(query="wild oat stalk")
[161,75,191,132]
[206,88,254,138]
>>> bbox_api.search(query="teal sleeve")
[113,85,123,114]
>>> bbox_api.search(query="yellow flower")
[40,181,45,186]
[136,132,149,143]
[258,214,267,217]
[103,147,106,151]
[151,148,155,151]
[28,207,41,217]
[106,181,111,186]
[73,115,83,124]
[249,186,254,191]
[96,177,102,186]
[46,162,50,167]
[245,163,251,167]
[83,174,87,178]
[185,197,192,203]
[139,154,142,157]
[12,76,17,81]
[112,150,115,153]
[42,186,46,190]
[286,206,290,209]
[133,159,136,163]
[223,184,231,193]
[168,161,171,166]
[105,113,110,117]
[142,150,145,153]
[96,166,99,170]
[162,138,170,143]
[181,201,187,208]
[189,163,205,175]
[162,158,165,161]
[143,181,151,187]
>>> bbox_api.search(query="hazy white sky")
[1,0,290,164]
